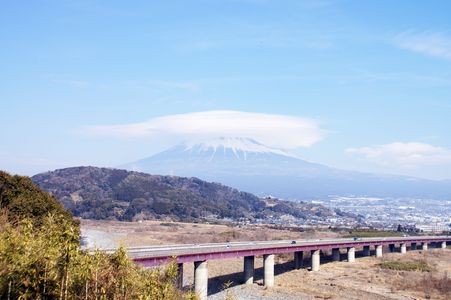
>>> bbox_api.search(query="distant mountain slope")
[120,137,451,199]
[32,166,349,222]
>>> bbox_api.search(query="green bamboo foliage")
[0,171,196,299]
[0,213,197,300]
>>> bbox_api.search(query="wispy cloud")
[80,110,325,149]
[346,142,451,168]
[394,31,451,61]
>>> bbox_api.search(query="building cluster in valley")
[306,196,451,233]
[234,196,451,234]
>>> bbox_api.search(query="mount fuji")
[120,137,451,199]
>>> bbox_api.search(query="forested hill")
[32,166,350,223]
[0,170,74,227]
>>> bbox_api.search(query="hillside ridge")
[32,166,354,223]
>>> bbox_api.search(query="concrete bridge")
[124,236,450,300]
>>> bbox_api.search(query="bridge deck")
[106,235,451,267]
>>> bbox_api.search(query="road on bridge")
[100,235,450,300]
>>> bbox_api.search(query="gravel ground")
[79,221,450,299]
[179,256,314,300]
[209,284,310,300]
[179,250,451,300]
[80,228,123,249]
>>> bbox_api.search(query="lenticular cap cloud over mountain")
[81,110,326,149]
[80,110,451,183]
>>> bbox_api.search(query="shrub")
[0,214,196,299]
[0,171,195,299]
[377,260,435,272]
[394,272,451,298]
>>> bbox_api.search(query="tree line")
[0,171,196,299]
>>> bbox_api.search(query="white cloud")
[346,142,451,168]
[81,110,325,149]
[394,31,451,60]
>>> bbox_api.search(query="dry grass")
[249,250,451,300]
[81,219,451,299]
[369,251,451,299]
[393,272,451,299]
[81,219,340,247]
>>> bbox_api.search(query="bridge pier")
[376,245,383,257]
[263,254,275,287]
[332,248,340,261]
[400,243,407,254]
[422,243,428,251]
[294,251,303,269]
[363,246,371,256]
[176,263,183,289]
[347,247,355,263]
[389,244,395,253]
[131,237,450,297]
[311,250,320,271]
[194,260,208,300]
[243,256,254,285]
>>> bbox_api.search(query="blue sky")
[1,0,451,179]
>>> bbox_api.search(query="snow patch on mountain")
[181,137,296,160]
[118,137,451,199]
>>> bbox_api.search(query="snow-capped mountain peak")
[181,137,295,159]
[119,137,451,200]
